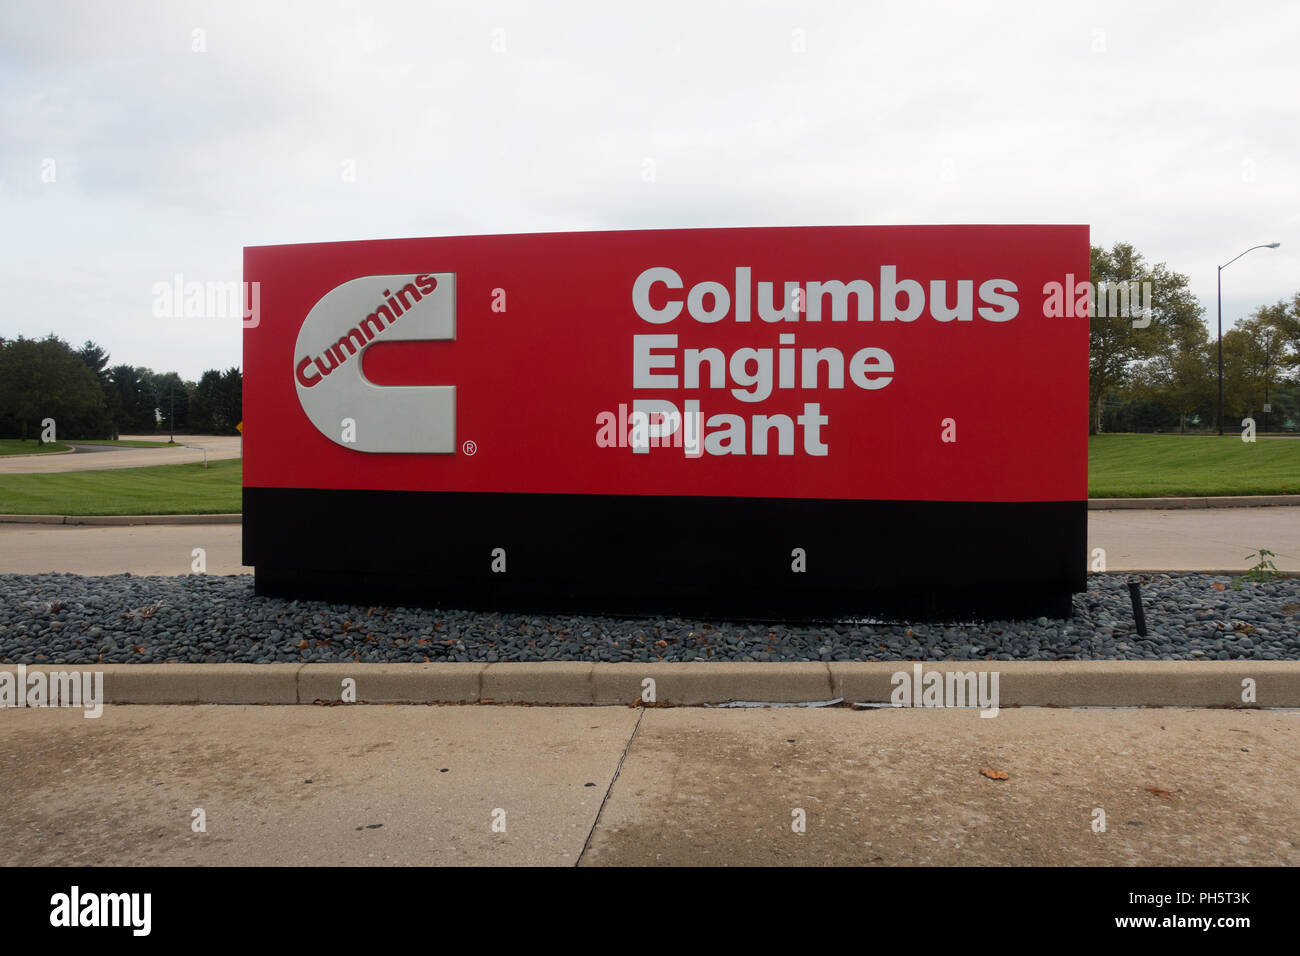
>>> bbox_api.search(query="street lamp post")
[1263,326,1275,435]
[1217,242,1280,435]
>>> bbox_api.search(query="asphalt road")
[0,435,241,474]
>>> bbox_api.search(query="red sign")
[243,225,1088,503]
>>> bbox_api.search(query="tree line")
[0,336,241,440]
[1090,242,1299,434]
[3,240,1297,441]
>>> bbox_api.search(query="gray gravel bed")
[0,572,1296,665]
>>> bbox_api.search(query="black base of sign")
[243,488,1085,622]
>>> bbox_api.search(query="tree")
[1127,323,1216,432]
[76,341,111,382]
[0,335,111,440]
[1254,295,1300,381]
[1088,242,1204,434]
[1223,315,1286,427]
[190,367,242,434]
[107,365,160,434]
[74,340,116,436]
[148,371,191,435]
[1264,385,1300,431]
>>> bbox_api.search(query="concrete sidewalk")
[1,705,1293,866]
[2,507,1298,575]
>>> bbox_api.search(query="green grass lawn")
[0,439,71,457]
[0,458,241,515]
[0,436,1293,514]
[1089,434,1300,498]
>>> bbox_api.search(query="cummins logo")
[294,272,456,453]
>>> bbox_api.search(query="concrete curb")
[1,662,1295,708]
[0,514,242,525]
[1090,495,1300,509]
[826,661,1295,708]
[299,662,485,704]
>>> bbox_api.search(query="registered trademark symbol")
[462,440,478,456]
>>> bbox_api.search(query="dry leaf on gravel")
[981,768,1009,780]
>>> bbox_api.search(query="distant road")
[0,523,251,575]
[0,435,240,474]
[1089,506,1300,572]
[1,507,1296,576]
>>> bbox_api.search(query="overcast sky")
[2,0,1296,380]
